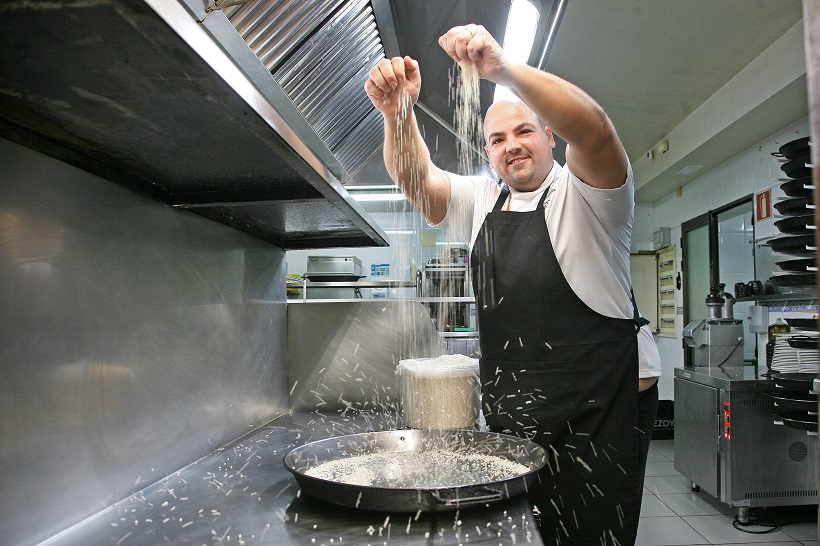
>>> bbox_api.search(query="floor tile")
[781,520,818,542]
[711,543,801,545]
[641,493,677,517]
[684,514,796,544]
[644,474,696,495]
[799,541,818,545]
[652,439,675,461]
[658,492,734,517]
[635,516,709,545]
[646,448,670,463]
[645,460,681,477]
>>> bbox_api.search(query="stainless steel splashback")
[0,138,289,546]
[287,300,446,412]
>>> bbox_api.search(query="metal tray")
[283,429,547,512]
[785,318,818,330]
[776,258,816,272]
[774,214,815,235]
[766,390,817,412]
[768,234,815,255]
[779,412,818,432]
[769,371,817,390]
[772,137,811,160]
[780,177,814,198]
[768,273,817,287]
[773,197,814,216]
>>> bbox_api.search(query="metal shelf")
[733,291,817,303]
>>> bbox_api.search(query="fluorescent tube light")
[494,0,540,103]
[350,193,406,202]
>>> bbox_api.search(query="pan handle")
[430,487,504,506]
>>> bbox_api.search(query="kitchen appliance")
[418,257,472,331]
[674,366,817,519]
[683,285,744,368]
[305,255,363,299]
[282,429,547,512]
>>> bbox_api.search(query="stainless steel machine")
[305,255,363,299]
[417,258,472,332]
[674,366,817,520]
[676,286,817,520]
[683,284,745,368]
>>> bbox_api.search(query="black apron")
[470,183,641,545]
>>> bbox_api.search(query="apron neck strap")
[631,288,650,331]
[492,184,510,212]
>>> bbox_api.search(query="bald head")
[482,100,556,191]
[483,100,541,143]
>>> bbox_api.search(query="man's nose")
[505,137,521,153]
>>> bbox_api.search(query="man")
[365,23,660,545]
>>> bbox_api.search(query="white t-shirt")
[434,160,661,379]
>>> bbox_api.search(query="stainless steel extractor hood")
[222,0,564,186]
[0,0,387,249]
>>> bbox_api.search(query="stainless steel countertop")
[674,365,775,391]
[51,412,542,545]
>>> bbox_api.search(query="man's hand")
[437,24,507,84]
[364,56,421,119]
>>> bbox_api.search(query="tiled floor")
[637,439,818,546]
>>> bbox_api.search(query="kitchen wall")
[650,116,815,400]
[289,115,815,403]
[0,138,289,546]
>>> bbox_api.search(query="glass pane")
[684,224,710,324]
[717,201,756,362]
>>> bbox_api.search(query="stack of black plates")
[766,370,818,433]
[769,137,816,289]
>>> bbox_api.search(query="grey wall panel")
[0,138,288,546]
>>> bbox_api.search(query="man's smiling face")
[484,101,556,191]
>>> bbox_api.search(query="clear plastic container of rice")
[396,354,480,430]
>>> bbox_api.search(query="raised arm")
[438,25,628,189]
[364,56,451,224]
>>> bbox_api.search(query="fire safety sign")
[755,189,772,221]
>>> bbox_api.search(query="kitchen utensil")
[772,137,811,160]
[768,272,816,287]
[747,280,763,295]
[787,336,818,350]
[282,429,547,512]
[768,234,815,255]
[765,390,817,412]
[780,177,814,198]
[774,214,815,235]
[776,257,816,272]
[778,412,818,432]
[773,197,813,216]
[785,318,818,330]
[780,157,813,179]
[769,371,817,390]
[735,282,751,297]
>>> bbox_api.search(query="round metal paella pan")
[283,429,547,512]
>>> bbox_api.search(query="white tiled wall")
[633,116,813,400]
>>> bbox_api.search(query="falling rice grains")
[450,61,483,175]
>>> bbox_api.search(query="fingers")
[365,56,414,100]
[438,24,485,63]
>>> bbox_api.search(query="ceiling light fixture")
[494,0,540,103]
[350,192,406,202]
[675,165,703,175]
